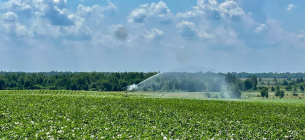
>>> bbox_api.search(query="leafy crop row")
[0,90,305,139]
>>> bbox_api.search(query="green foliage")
[1,90,305,139]
[282,79,288,86]
[244,79,252,90]
[265,91,269,98]
[229,72,305,79]
[285,85,292,91]
[258,78,262,82]
[275,90,285,98]
[293,87,298,96]
[260,87,268,98]
[271,86,275,92]
[243,76,257,91]
[225,73,239,84]
[0,72,157,91]
[300,85,304,92]
[0,78,5,90]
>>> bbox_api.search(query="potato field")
[1,90,305,139]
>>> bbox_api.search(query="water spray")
[126,72,165,93]
[125,66,236,99]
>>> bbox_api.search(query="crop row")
[0,90,305,139]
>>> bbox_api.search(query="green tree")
[296,78,301,83]
[0,78,5,90]
[260,87,268,98]
[285,85,292,91]
[259,78,262,83]
[250,76,258,90]
[244,79,252,90]
[282,79,288,85]
[276,86,280,90]
[293,87,298,96]
[300,85,304,92]
[266,91,269,98]
[275,90,285,98]
[271,86,275,91]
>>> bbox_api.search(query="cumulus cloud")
[33,0,74,26]
[114,25,129,41]
[287,4,296,11]
[0,0,32,16]
[176,11,197,19]
[128,8,147,23]
[77,0,116,19]
[219,1,244,21]
[176,20,212,40]
[143,28,164,40]
[176,20,198,40]
[177,0,245,21]
[177,0,221,20]
[2,12,18,22]
[196,0,221,20]
[252,18,305,50]
[0,0,118,42]
[254,24,268,33]
[0,22,28,37]
[128,1,172,23]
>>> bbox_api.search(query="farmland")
[1,90,305,139]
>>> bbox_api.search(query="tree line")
[1,71,305,99]
[0,72,156,91]
[229,72,305,78]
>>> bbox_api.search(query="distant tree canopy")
[0,71,304,98]
[0,72,156,91]
[228,72,305,78]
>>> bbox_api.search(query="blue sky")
[0,0,305,72]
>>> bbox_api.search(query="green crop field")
[1,90,305,139]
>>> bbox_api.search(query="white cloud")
[128,8,147,23]
[176,20,212,40]
[1,0,32,13]
[76,4,106,25]
[0,22,28,37]
[287,4,296,11]
[219,1,244,21]
[128,1,172,23]
[196,0,221,20]
[254,24,268,33]
[143,28,164,40]
[176,20,199,40]
[176,0,221,20]
[256,18,305,50]
[33,0,75,26]
[176,11,197,19]
[177,0,245,21]
[2,12,18,22]
[0,0,118,42]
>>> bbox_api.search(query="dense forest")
[228,72,305,78]
[0,72,156,91]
